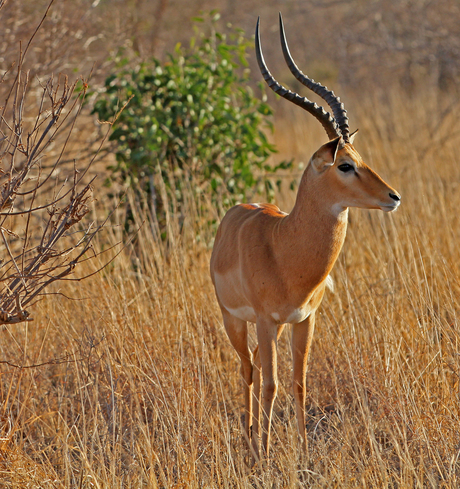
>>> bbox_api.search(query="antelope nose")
[389,192,400,202]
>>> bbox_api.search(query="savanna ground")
[2,1,460,488]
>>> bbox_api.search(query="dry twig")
[0,4,118,325]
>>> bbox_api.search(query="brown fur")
[210,136,400,460]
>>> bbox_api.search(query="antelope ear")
[311,136,342,171]
[348,129,359,145]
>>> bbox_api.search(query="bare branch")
[0,3,123,326]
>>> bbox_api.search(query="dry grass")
[1,88,460,488]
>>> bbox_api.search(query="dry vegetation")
[2,0,460,488]
[2,89,460,489]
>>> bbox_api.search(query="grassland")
[1,85,460,488]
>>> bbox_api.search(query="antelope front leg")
[256,319,284,459]
[291,312,316,453]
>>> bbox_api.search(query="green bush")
[93,13,291,235]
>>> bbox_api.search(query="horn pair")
[256,14,350,143]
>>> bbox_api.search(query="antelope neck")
[278,167,349,275]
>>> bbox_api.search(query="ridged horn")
[278,13,350,143]
[255,17,340,141]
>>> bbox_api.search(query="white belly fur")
[285,308,312,324]
[214,272,256,322]
[215,271,332,324]
[226,305,257,322]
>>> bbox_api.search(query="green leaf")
[92,11,291,237]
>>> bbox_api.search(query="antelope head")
[256,14,401,216]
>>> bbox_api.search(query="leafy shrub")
[93,13,292,236]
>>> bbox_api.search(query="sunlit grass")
[1,88,460,487]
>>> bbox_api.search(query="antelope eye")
[338,163,354,173]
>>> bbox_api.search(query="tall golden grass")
[1,88,460,488]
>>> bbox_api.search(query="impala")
[210,14,401,459]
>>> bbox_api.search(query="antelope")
[210,14,401,459]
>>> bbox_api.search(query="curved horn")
[255,17,340,141]
[278,13,350,143]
